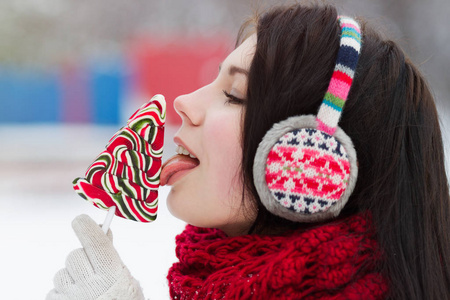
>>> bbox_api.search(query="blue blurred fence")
[89,62,125,124]
[0,67,61,123]
[0,60,126,125]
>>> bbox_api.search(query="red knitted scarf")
[167,213,388,300]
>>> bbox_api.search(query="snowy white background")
[0,124,186,300]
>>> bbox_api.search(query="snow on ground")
[0,124,185,300]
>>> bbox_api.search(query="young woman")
[47,3,450,300]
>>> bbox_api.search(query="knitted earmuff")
[253,16,361,222]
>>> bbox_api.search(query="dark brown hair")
[239,3,450,299]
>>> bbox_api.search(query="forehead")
[223,33,256,71]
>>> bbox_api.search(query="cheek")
[204,113,242,189]
[166,109,250,232]
[205,110,241,152]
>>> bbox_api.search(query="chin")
[165,192,181,219]
[165,193,194,224]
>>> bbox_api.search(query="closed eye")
[223,90,245,105]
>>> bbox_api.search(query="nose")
[173,89,205,126]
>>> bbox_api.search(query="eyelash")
[222,90,245,105]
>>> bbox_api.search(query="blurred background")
[0,0,448,299]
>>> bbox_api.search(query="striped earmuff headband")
[317,16,362,135]
[253,16,362,222]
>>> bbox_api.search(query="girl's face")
[162,34,257,236]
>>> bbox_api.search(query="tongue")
[160,154,199,186]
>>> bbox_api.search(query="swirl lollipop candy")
[73,94,166,229]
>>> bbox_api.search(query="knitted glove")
[46,214,145,300]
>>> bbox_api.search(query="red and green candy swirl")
[73,94,166,222]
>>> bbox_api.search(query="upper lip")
[173,136,198,160]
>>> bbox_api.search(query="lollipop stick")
[102,206,116,234]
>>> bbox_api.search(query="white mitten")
[46,214,145,300]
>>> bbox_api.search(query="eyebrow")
[219,63,249,77]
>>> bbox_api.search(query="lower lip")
[166,168,195,186]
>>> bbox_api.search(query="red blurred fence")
[128,35,232,125]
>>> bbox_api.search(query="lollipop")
[73,94,166,230]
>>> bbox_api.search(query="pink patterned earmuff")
[253,16,361,222]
